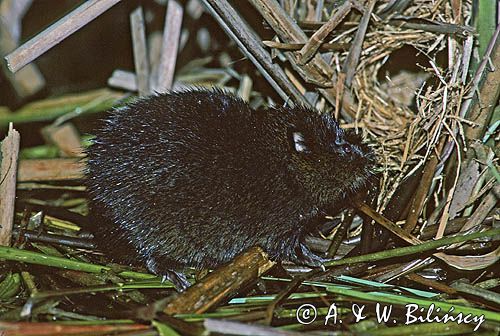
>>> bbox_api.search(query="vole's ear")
[289,130,311,154]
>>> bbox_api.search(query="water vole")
[85,89,375,290]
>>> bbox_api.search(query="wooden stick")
[355,201,421,246]
[247,0,333,85]
[0,124,20,246]
[163,246,274,315]
[130,7,150,96]
[0,0,33,42]
[406,272,458,295]
[263,40,349,51]
[237,75,253,101]
[186,0,204,19]
[4,0,121,73]
[247,0,357,120]
[107,69,137,92]
[147,31,163,91]
[298,1,352,64]
[42,123,84,158]
[156,0,183,92]
[342,0,376,87]
[0,0,45,98]
[17,159,84,182]
[404,139,444,232]
[201,0,308,105]
[463,23,500,140]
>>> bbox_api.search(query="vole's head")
[285,106,376,206]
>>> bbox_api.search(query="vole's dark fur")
[86,89,375,290]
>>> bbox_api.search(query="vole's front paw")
[146,258,191,292]
[293,242,332,268]
[162,270,191,292]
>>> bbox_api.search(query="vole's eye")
[342,144,351,153]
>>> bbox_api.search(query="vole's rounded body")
[86,89,374,288]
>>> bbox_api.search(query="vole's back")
[86,89,374,285]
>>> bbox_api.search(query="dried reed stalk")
[4,0,121,72]
[0,124,20,246]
